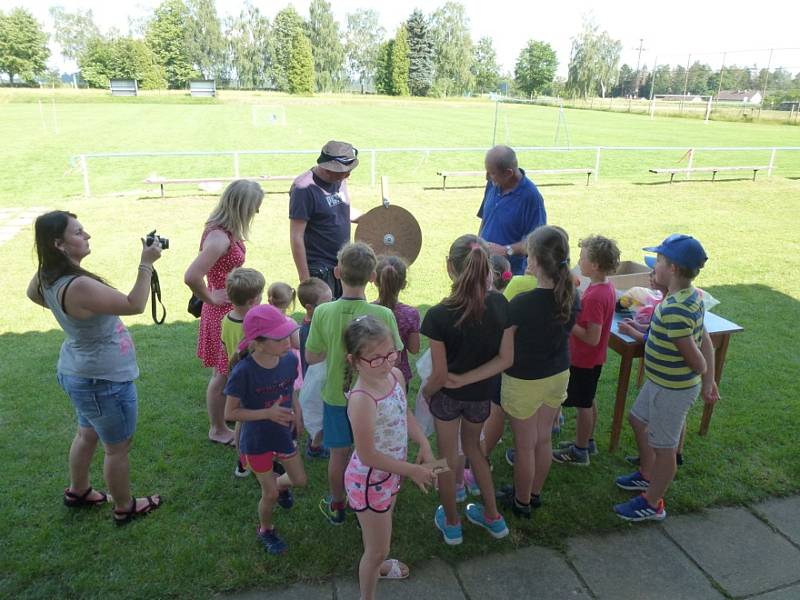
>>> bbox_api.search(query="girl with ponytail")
[420,234,512,545]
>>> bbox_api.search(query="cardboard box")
[573,261,651,294]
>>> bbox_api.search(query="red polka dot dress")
[196,227,246,375]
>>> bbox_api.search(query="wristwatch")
[505,245,513,256]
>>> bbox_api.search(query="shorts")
[323,402,353,448]
[309,265,343,300]
[630,380,699,449]
[489,375,502,406]
[240,449,297,475]
[428,390,490,424]
[501,370,569,420]
[57,373,137,445]
[563,365,603,409]
[345,451,401,512]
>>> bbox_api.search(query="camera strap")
[150,268,166,325]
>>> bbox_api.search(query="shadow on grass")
[422,182,576,191]
[634,176,764,186]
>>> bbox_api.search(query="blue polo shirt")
[477,169,546,274]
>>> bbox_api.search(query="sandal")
[113,495,162,526]
[64,487,109,508]
[378,558,409,580]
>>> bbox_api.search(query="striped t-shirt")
[644,287,704,389]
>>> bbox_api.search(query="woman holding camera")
[184,180,264,446]
[27,210,163,524]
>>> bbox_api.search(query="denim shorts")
[57,373,138,445]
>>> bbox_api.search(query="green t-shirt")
[221,313,244,364]
[503,274,537,301]
[305,298,403,407]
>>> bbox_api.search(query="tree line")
[2,2,799,106]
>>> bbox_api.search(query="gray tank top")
[41,275,139,382]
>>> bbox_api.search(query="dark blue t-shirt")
[223,353,298,455]
[298,319,311,376]
[477,169,546,275]
[289,169,351,269]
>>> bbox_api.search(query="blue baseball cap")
[643,234,707,270]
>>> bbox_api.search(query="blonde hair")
[268,281,296,312]
[579,235,621,275]
[338,242,377,287]
[225,268,265,306]
[205,180,263,241]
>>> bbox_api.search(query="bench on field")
[649,166,770,184]
[436,168,595,190]
[189,80,216,97]
[110,79,137,96]
[144,175,294,197]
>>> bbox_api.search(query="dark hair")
[297,277,331,308]
[342,315,392,393]
[375,255,408,310]
[527,226,575,323]
[34,210,106,289]
[489,254,512,292]
[664,257,700,280]
[579,235,621,275]
[443,234,490,327]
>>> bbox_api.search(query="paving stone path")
[220,495,800,600]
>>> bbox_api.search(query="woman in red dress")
[184,180,263,444]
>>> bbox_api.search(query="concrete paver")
[457,546,591,600]
[334,557,464,600]
[568,527,725,600]
[663,507,800,598]
[749,583,800,600]
[217,582,333,599]
[754,496,800,546]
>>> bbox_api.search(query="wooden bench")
[436,168,594,190]
[144,175,294,197]
[649,166,770,184]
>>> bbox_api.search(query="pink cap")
[238,305,299,351]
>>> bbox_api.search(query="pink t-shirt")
[569,281,616,368]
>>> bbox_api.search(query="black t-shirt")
[421,291,509,402]
[506,288,579,380]
[288,169,351,268]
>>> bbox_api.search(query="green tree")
[145,0,196,88]
[375,39,394,95]
[612,63,635,96]
[345,9,384,93]
[287,28,314,94]
[687,61,712,94]
[272,6,305,91]
[49,6,100,63]
[224,2,272,88]
[186,0,224,79]
[429,1,474,97]
[514,39,557,98]
[405,9,433,96]
[471,36,499,94]
[391,25,410,96]
[79,36,166,89]
[566,18,622,98]
[306,0,345,92]
[0,8,49,84]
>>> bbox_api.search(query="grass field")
[1,90,799,598]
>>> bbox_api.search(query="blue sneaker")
[277,489,294,509]
[614,494,666,522]
[615,471,650,491]
[257,527,288,554]
[455,484,467,503]
[319,496,346,525]
[465,503,509,539]
[434,505,463,545]
[505,448,515,466]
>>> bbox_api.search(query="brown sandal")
[64,487,109,508]
[113,495,162,526]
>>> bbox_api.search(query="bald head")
[485,145,518,171]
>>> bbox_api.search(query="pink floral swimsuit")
[344,375,408,513]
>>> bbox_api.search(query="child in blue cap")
[613,234,720,521]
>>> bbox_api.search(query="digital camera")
[145,230,169,250]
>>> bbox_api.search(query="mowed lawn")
[1,91,799,598]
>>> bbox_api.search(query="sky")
[15,0,800,78]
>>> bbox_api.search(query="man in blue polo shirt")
[477,145,547,275]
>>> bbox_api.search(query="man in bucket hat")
[289,140,362,298]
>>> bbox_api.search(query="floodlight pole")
[680,54,691,114]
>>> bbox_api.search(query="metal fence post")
[370,150,376,186]
[594,147,601,182]
[768,148,776,177]
[233,152,240,177]
[80,155,91,197]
